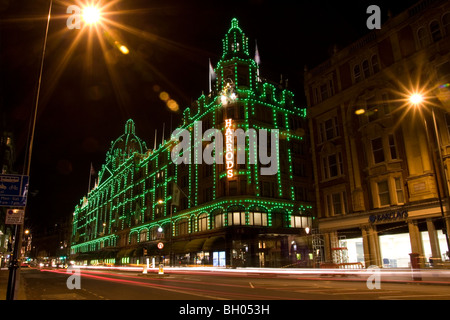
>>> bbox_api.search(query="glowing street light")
[409,93,424,106]
[82,6,101,25]
[407,90,450,257]
[119,45,129,55]
[354,108,366,115]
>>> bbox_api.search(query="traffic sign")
[0,174,29,207]
[5,209,24,225]
[157,242,164,250]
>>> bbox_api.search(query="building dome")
[107,119,148,170]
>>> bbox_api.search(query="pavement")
[0,268,28,300]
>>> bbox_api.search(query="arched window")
[176,219,188,236]
[248,205,268,226]
[417,27,430,47]
[227,205,246,226]
[443,12,450,36]
[198,213,208,232]
[362,60,370,78]
[353,65,361,83]
[130,232,138,245]
[290,211,312,229]
[139,229,148,242]
[271,208,287,228]
[212,208,225,229]
[371,55,379,73]
[430,20,442,42]
[150,226,160,240]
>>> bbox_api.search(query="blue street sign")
[0,174,29,207]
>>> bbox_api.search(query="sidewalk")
[0,269,27,300]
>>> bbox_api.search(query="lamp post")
[409,93,450,260]
[6,0,104,300]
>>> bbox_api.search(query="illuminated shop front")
[70,18,314,268]
[321,204,450,268]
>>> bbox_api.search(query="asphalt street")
[6,267,450,301]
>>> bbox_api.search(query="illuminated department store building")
[304,0,450,268]
[70,19,314,268]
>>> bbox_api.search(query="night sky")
[0,0,418,234]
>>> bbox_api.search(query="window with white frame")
[249,211,268,226]
[395,177,405,204]
[214,211,225,228]
[325,190,348,216]
[198,213,208,232]
[322,152,344,179]
[370,134,399,165]
[377,180,391,206]
[374,177,405,208]
[371,137,385,164]
[388,134,398,160]
[318,116,340,143]
[228,211,246,226]
[290,213,312,228]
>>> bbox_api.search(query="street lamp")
[82,6,101,25]
[409,92,450,260]
[409,93,424,106]
[6,0,108,301]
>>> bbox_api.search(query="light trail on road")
[37,267,302,300]
[65,265,450,285]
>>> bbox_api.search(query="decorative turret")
[214,18,259,93]
[221,18,251,60]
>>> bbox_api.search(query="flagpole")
[209,58,211,93]
[161,123,165,145]
[255,40,261,82]
[88,163,93,195]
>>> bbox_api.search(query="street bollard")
[159,264,164,275]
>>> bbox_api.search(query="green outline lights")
[71,19,314,260]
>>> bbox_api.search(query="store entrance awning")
[171,241,189,254]
[202,236,226,251]
[185,238,206,253]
